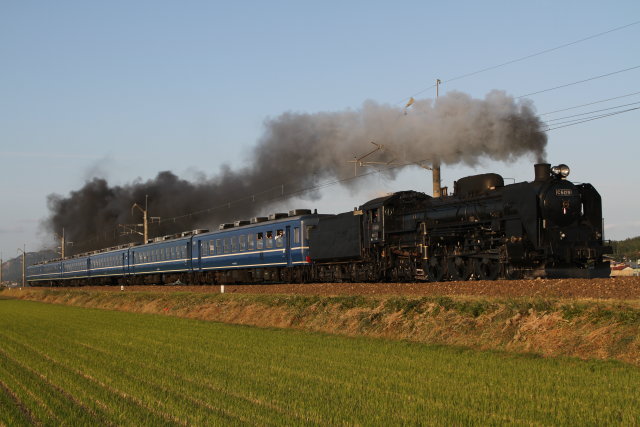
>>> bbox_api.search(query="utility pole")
[132,195,149,244]
[17,245,26,288]
[54,228,73,258]
[61,228,66,258]
[432,79,442,198]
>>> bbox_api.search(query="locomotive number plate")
[555,189,573,196]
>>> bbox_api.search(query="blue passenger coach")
[26,210,325,286]
[191,212,319,283]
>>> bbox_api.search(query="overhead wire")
[539,91,640,115]
[516,65,640,98]
[543,101,640,122]
[70,22,640,253]
[545,107,640,131]
[401,20,640,103]
[69,93,640,252]
[66,161,419,251]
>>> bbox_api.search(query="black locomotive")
[310,163,611,281]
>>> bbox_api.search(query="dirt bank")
[3,286,639,366]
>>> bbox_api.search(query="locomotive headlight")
[560,232,566,240]
[551,164,570,178]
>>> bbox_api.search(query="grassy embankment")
[2,287,640,365]
[0,298,639,425]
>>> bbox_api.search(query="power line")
[517,65,640,98]
[544,101,640,122]
[445,21,640,84]
[402,20,640,102]
[68,96,640,251]
[67,161,419,252]
[545,107,640,131]
[539,91,640,115]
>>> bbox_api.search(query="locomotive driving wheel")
[448,257,469,281]
[476,258,500,280]
[427,258,445,282]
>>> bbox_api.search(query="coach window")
[275,229,284,248]
[248,234,255,250]
[239,235,247,251]
[232,236,238,252]
[257,232,264,249]
[209,240,215,255]
[224,237,231,254]
[294,227,300,244]
[216,239,222,255]
[266,231,273,248]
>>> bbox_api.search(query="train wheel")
[448,257,468,281]
[477,259,499,280]
[427,258,445,282]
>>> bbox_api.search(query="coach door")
[187,241,192,270]
[197,239,203,271]
[286,226,293,266]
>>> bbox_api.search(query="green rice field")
[0,298,638,425]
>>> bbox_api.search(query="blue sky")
[1,0,639,259]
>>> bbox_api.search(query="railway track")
[56,277,640,300]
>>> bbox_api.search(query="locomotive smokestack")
[534,163,551,181]
[432,160,441,198]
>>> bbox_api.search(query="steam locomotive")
[27,163,611,285]
[311,162,611,281]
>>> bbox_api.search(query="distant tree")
[1,250,57,283]
[611,236,640,262]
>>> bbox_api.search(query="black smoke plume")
[45,90,547,255]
